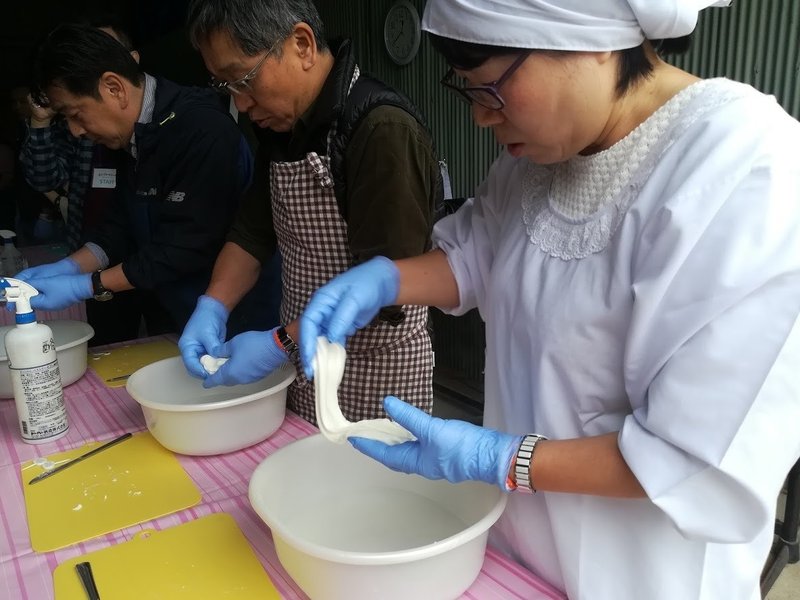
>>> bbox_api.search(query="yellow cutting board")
[22,431,201,551]
[89,340,181,387]
[53,513,281,599]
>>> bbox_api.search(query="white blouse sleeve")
[432,153,520,317]
[619,132,800,543]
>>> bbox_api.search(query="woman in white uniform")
[300,1,800,598]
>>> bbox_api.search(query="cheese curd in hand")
[200,354,229,375]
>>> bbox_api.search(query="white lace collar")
[521,78,742,260]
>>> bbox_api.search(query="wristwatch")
[514,434,548,493]
[91,270,114,302]
[275,326,299,363]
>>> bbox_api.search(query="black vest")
[328,72,443,221]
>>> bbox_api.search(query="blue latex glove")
[350,396,524,490]
[300,256,399,377]
[179,295,230,379]
[14,257,80,282]
[202,327,288,388]
[24,273,93,311]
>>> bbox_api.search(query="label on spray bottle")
[10,337,69,442]
[2,277,69,444]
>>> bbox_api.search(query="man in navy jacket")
[15,23,279,334]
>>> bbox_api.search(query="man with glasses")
[14,23,279,338]
[180,0,439,425]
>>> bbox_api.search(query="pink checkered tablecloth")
[0,337,565,600]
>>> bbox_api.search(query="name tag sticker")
[92,168,117,189]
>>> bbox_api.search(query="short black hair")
[79,11,136,51]
[32,23,143,106]
[616,36,693,95]
[187,0,328,56]
[428,36,526,71]
[429,34,693,97]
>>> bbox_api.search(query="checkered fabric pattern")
[19,121,93,251]
[270,66,433,425]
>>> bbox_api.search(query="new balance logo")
[166,191,186,202]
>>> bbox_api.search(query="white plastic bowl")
[126,356,295,456]
[0,319,94,399]
[249,434,508,600]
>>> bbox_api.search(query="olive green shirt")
[227,104,439,267]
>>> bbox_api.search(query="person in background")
[299,1,800,598]
[14,23,265,337]
[18,16,146,344]
[21,15,139,253]
[6,85,61,245]
[179,0,439,424]
[0,139,16,232]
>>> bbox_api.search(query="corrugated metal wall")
[316,0,800,397]
[671,0,800,119]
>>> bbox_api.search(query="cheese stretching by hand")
[312,337,415,445]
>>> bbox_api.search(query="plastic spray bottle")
[0,277,69,444]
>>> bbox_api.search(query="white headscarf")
[421,0,732,51]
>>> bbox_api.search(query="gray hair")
[187,0,328,57]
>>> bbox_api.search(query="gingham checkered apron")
[270,67,433,424]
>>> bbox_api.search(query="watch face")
[384,1,421,66]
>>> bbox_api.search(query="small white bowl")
[249,434,508,600]
[0,319,94,399]
[126,356,295,456]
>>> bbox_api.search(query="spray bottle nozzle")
[0,278,39,324]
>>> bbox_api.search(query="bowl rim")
[0,319,94,360]
[127,358,296,412]
[248,433,508,565]
[47,320,95,351]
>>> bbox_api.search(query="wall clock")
[384,0,421,66]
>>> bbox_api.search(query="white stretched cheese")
[313,337,415,445]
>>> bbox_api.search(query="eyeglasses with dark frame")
[441,51,532,110]
[209,38,282,95]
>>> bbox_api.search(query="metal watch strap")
[276,326,299,363]
[515,434,547,493]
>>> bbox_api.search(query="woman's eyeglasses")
[209,39,281,95]
[441,51,531,110]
